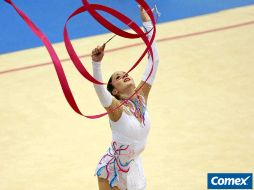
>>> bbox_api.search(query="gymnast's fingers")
[101,43,106,51]
[92,49,97,55]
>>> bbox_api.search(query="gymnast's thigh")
[97,177,121,190]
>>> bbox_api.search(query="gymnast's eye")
[116,76,120,80]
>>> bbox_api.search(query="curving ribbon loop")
[5,0,157,119]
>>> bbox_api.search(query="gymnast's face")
[111,71,135,97]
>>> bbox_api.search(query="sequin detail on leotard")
[124,94,146,126]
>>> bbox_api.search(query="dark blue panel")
[207,173,253,189]
[1,0,254,54]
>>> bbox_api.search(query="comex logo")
[207,173,253,189]
[212,176,250,186]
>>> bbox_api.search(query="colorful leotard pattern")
[124,94,147,126]
[95,94,151,190]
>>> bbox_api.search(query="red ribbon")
[5,0,156,119]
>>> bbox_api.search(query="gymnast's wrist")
[143,21,153,29]
[92,61,101,68]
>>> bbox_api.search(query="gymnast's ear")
[112,88,118,96]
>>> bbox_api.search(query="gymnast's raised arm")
[91,6,159,122]
[91,44,123,122]
[136,7,160,105]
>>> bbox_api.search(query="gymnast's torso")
[95,94,151,190]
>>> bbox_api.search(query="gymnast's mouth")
[124,78,130,82]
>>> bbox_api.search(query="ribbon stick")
[64,1,154,84]
[104,34,116,45]
[5,0,157,119]
[154,4,161,17]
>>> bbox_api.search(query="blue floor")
[1,0,254,54]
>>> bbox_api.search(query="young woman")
[91,7,159,190]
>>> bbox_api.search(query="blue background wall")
[1,0,254,54]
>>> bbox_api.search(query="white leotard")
[95,95,151,190]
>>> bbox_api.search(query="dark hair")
[107,75,120,100]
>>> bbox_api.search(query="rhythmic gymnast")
[92,7,159,190]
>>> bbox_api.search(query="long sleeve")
[141,21,159,85]
[92,61,113,107]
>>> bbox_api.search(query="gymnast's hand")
[92,44,106,62]
[139,2,151,22]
